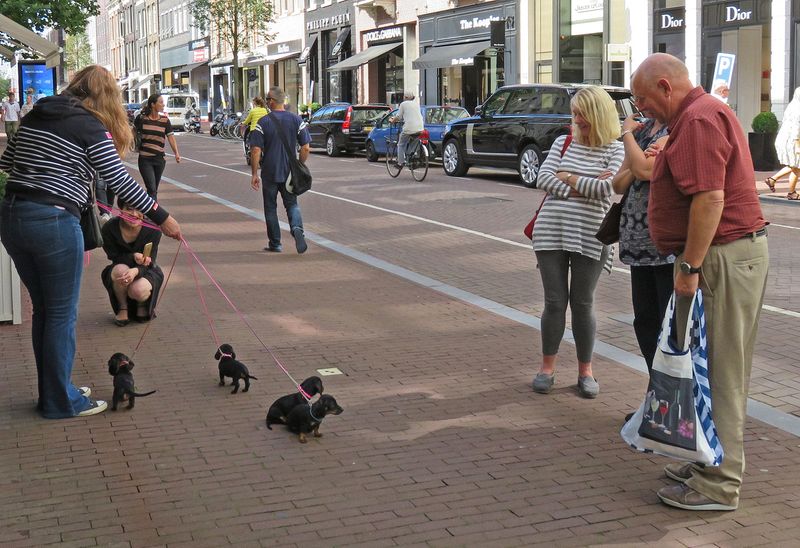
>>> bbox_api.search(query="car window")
[165,96,195,109]
[377,109,398,128]
[352,108,389,123]
[481,91,512,116]
[328,107,346,121]
[311,106,330,121]
[503,89,540,115]
[539,90,570,114]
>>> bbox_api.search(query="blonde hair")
[66,65,133,155]
[570,86,621,147]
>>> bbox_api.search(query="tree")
[0,76,10,100]
[65,32,93,79]
[190,0,274,111]
[0,0,99,34]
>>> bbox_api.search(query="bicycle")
[385,125,429,182]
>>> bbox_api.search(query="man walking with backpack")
[249,86,311,254]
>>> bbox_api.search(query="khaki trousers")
[676,233,769,506]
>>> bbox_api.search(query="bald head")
[631,53,694,124]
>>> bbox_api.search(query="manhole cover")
[317,368,344,376]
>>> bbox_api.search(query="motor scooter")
[210,109,226,137]
[183,107,201,133]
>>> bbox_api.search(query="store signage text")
[660,13,684,30]
[364,27,403,45]
[306,13,350,31]
[451,57,475,66]
[460,15,500,31]
[725,6,752,22]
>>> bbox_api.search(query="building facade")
[159,0,210,114]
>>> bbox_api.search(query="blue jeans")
[262,181,303,248]
[0,197,92,418]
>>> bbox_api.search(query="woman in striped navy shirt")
[135,93,181,199]
[531,86,625,399]
[0,65,182,419]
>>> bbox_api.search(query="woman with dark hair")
[0,65,182,418]
[135,93,181,198]
[101,198,164,326]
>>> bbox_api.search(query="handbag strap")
[658,290,699,353]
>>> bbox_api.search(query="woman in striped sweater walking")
[531,86,625,398]
[0,65,182,418]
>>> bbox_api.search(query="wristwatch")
[679,261,701,274]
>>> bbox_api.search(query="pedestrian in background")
[135,93,181,199]
[633,53,768,511]
[531,86,624,398]
[764,86,800,199]
[612,113,672,420]
[0,65,182,419]
[20,94,34,118]
[241,96,268,142]
[1,91,21,141]
[249,86,311,254]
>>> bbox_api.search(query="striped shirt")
[534,135,625,270]
[0,94,168,224]
[138,113,173,157]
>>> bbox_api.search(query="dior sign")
[725,5,752,22]
[660,13,684,30]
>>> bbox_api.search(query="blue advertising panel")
[17,61,57,104]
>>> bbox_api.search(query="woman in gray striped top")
[531,86,625,399]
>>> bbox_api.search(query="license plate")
[363,126,373,133]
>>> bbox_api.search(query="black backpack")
[268,112,312,196]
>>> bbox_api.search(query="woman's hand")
[133,252,152,267]
[160,215,182,241]
[597,170,613,180]
[644,142,664,158]
[622,115,642,133]
[116,267,139,286]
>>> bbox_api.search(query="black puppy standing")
[107,352,157,410]
[266,376,324,429]
[214,343,258,393]
[285,394,343,443]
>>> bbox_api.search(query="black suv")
[307,102,391,157]
[440,84,637,187]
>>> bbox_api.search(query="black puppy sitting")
[266,376,324,430]
[285,394,343,443]
[107,352,156,411]
[214,343,258,394]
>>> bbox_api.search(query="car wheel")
[366,140,378,162]
[442,139,468,177]
[326,134,340,157]
[518,144,543,188]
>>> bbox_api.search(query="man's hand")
[160,215,182,241]
[174,154,181,163]
[622,114,642,133]
[675,271,699,297]
[251,174,260,191]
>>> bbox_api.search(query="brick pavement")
[2,180,800,547]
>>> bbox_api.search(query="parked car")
[440,84,637,187]
[365,105,470,162]
[307,102,391,156]
[124,102,142,124]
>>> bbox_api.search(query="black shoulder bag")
[80,178,104,251]
[595,185,630,245]
[268,112,312,196]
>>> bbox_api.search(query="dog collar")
[219,353,233,359]
[308,404,322,422]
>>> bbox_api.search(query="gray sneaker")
[577,376,599,398]
[664,462,694,483]
[532,372,555,394]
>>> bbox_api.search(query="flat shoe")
[77,400,108,417]
[577,376,599,398]
[788,191,800,200]
[532,372,555,394]
[114,318,130,327]
[79,386,91,398]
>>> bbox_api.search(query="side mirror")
[474,105,483,116]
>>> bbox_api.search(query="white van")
[161,90,200,130]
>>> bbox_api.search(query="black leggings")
[138,155,166,199]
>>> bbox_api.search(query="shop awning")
[132,75,152,90]
[412,41,491,70]
[328,42,401,71]
[173,61,208,73]
[263,51,299,65]
[331,28,350,57]
[0,15,59,67]
[0,44,15,62]
[299,37,317,64]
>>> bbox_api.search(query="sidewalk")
[2,180,800,547]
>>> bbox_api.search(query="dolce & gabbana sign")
[306,13,350,32]
[364,26,403,45]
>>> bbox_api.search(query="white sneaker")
[78,386,91,397]
[77,400,107,416]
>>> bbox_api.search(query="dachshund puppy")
[266,376,324,429]
[107,352,156,411]
[214,343,258,394]
[285,394,343,443]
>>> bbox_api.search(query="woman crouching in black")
[101,198,164,326]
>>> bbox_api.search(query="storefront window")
[441,67,464,106]
[383,51,404,104]
[246,68,260,105]
[558,0,604,84]
[274,59,301,112]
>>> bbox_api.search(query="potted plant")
[749,112,780,171]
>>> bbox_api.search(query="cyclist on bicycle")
[389,90,424,168]
[241,96,269,141]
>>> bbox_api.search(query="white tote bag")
[621,289,724,466]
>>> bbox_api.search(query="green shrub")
[298,103,309,113]
[310,102,322,113]
[752,112,779,133]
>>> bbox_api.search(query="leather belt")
[739,227,767,240]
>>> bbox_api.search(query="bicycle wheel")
[409,141,429,182]
[385,138,401,178]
